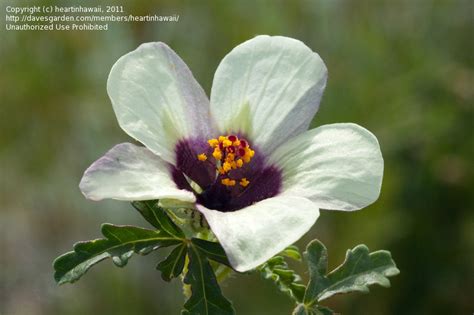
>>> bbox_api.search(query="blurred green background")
[1,0,473,314]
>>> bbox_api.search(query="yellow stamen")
[204,134,255,188]
[208,139,219,147]
[222,162,232,172]
[212,148,222,160]
[236,159,243,168]
[226,153,235,162]
[221,178,236,186]
[197,153,207,161]
[240,178,250,187]
[222,139,233,147]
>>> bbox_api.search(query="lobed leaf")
[303,240,400,305]
[53,224,181,284]
[258,251,306,302]
[303,240,330,305]
[156,242,187,282]
[131,200,185,238]
[182,243,235,315]
[318,245,400,301]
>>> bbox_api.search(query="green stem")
[181,253,191,299]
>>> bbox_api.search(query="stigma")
[197,135,254,187]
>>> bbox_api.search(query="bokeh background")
[1,0,473,314]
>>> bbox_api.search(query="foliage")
[258,247,306,302]
[54,200,235,315]
[182,242,234,315]
[53,223,180,284]
[54,200,399,315]
[291,240,399,315]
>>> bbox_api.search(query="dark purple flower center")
[171,136,282,212]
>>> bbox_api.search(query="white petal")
[210,35,327,154]
[80,143,196,202]
[270,123,384,211]
[107,42,215,164]
[197,195,319,272]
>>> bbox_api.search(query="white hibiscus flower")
[79,35,383,272]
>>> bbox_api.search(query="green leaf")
[303,240,330,305]
[281,245,302,261]
[53,224,181,284]
[303,240,400,305]
[292,304,310,315]
[314,306,334,315]
[292,304,334,315]
[156,242,187,282]
[258,254,305,302]
[289,283,307,302]
[131,200,185,238]
[292,304,313,315]
[182,244,235,315]
[191,238,231,267]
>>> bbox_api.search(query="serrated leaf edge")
[53,224,180,285]
[317,245,400,301]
